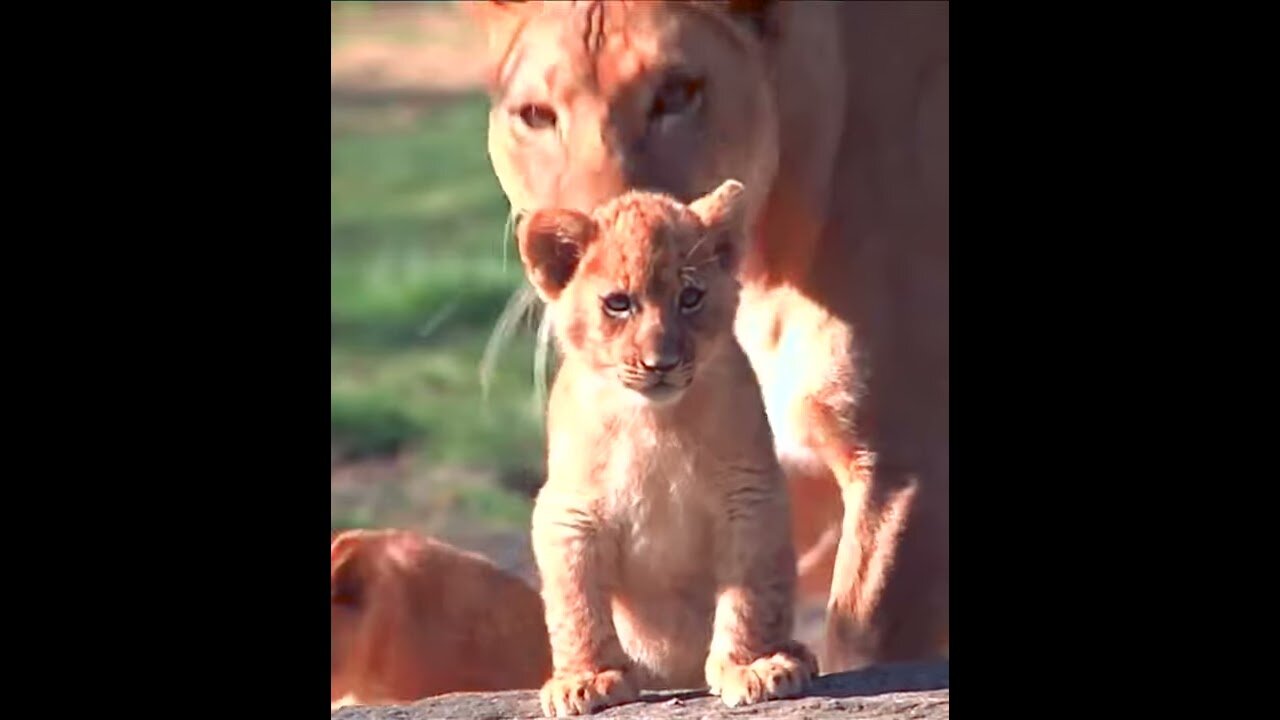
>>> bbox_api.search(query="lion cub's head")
[517,179,747,404]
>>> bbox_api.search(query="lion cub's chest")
[599,424,715,583]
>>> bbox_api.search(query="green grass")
[331,91,545,534]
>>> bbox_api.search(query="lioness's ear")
[689,180,748,273]
[460,0,542,56]
[517,209,597,302]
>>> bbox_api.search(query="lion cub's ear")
[517,209,598,302]
[688,179,748,273]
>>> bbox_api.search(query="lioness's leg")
[532,498,637,717]
[705,475,818,708]
[784,459,844,602]
[803,395,890,670]
[806,400,947,671]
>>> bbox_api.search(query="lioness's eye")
[516,103,557,130]
[650,74,704,119]
[678,286,705,313]
[603,293,633,316]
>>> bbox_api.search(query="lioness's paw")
[706,644,818,708]
[539,669,638,717]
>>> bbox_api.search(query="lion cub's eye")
[602,293,633,317]
[678,286,705,314]
[515,103,557,131]
[650,74,704,120]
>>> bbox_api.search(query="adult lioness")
[469,0,949,671]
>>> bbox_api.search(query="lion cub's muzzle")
[618,355,694,403]
[617,325,695,402]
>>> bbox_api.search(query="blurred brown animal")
[330,529,553,709]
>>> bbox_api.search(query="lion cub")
[516,180,817,717]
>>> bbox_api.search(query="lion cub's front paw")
[539,669,638,717]
[706,644,818,708]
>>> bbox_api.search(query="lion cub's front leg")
[704,476,819,707]
[532,497,638,717]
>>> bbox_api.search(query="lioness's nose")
[641,352,680,373]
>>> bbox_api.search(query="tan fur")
[470,0,949,671]
[330,529,552,709]
[516,181,817,717]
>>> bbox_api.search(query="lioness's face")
[483,1,778,225]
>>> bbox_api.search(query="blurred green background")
[331,1,542,571]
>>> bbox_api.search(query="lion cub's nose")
[641,352,680,374]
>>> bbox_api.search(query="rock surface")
[332,661,948,719]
